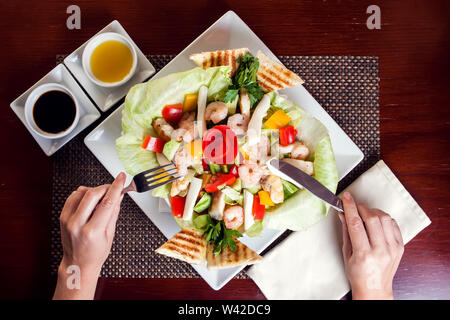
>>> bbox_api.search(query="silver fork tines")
[122,163,180,194]
[144,168,178,181]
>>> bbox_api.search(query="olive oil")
[90,40,133,83]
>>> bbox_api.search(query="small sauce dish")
[82,32,138,88]
[24,83,80,139]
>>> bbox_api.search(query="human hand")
[338,192,404,300]
[53,172,126,299]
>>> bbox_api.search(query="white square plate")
[11,64,100,156]
[84,11,364,290]
[64,20,156,112]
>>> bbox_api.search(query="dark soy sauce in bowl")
[33,90,76,134]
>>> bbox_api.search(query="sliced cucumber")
[193,193,212,213]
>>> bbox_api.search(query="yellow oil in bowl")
[90,40,133,83]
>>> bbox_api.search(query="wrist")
[352,287,394,300]
[59,257,102,279]
[54,258,101,300]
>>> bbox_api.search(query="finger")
[357,204,387,249]
[60,187,88,223]
[341,192,370,252]
[373,209,396,247]
[338,212,352,261]
[71,185,110,226]
[392,219,404,245]
[106,195,123,238]
[89,172,126,228]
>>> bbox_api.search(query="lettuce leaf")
[116,134,159,176]
[116,66,232,199]
[263,94,338,231]
[246,220,263,237]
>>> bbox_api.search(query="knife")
[267,158,344,212]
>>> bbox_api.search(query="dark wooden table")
[0,0,449,300]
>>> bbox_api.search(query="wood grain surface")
[0,0,449,300]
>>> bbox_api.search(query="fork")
[121,162,181,194]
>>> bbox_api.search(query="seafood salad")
[116,49,338,264]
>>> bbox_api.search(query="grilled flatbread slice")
[206,239,263,269]
[256,50,304,92]
[189,48,249,76]
[156,228,207,265]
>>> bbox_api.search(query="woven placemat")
[50,55,379,278]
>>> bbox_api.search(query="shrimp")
[204,101,228,124]
[178,112,195,129]
[227,113,249,136]
[171,128,194,143]
[224,205,244,229]
[247,134,270,164]
[172,145,193,176]
[178,112,198,140]
[291,141,310,160]
[261,174,284,204]
[152,118,174,141]
[238,160,264,186]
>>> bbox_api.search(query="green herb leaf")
[202,218,243,255]
[228,229,243,238]
[223,89,239,103]
[223,53,265,108]
[246,84,264,106]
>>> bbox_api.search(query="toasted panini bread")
[156,229,207,265]
[206,239,263,269]
[189,48,249,76]
[256,51,304,92]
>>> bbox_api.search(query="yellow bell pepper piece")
[258,190,275,206]
[185,139,203,161]
[264,109,291,129]
[240,147,249,160]
[183,94,198,112]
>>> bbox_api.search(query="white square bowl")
[10,64,100,156]
[84,11,364,290]
[64,20,156,112]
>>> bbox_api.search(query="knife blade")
[267,158,344,212]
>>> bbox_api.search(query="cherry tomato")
[229,164,239,177]
[202,158,210,171]
[162,104,183,125]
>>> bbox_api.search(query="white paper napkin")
[247,160,431,300]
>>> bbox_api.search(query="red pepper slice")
[170,196,186,218]
[204,173,236,193]
[141,136,166,153]
[252,194,265,220]
[162,104,183,125]
[279,125,298,146]
[229,164,239,177]
[202,125,237,165]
